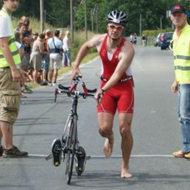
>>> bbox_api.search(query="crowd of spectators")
[15,16,72,98]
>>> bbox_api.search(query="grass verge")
[26,52,98,89]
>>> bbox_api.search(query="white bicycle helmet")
[107,10,127,27]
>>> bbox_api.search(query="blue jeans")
[62,52,71,67]
[41,54,50,71]
[178,84,190,153]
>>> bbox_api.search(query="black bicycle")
[50,75,96,184]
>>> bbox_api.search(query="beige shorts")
[49,57,62,70]
[0,68,20,124]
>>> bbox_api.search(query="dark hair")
[19,16,30,28]
[33,32,38,36]
[54,29,60,37]
[39,33,45,40]
[15,31,20,42]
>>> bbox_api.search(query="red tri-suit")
[97,35,134,115]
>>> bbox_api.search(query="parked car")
[154,33,162,47]
[158,32,173,50]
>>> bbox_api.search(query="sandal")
[173,150,189,158]
[184,152,190,160]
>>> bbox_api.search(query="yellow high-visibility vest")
[0,10,21,68]
[173,24,190,82]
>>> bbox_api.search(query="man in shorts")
[47,29,63,86]
[0,0,28,158]
[70,10,135,178]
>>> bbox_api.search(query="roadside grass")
[59,52,98,76]
[26,52,98,89]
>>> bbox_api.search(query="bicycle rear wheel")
[65,115,77,184]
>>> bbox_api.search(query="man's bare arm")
[70,34,105,81]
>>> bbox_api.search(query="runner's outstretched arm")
[69,34,103,82]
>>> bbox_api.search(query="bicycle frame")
[55,75,97,184]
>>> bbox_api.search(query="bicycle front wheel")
[65,115,77,184]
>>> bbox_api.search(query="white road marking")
[28,154,174,159]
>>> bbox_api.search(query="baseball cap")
[171,5,186,14]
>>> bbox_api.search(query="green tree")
[45,0,70,28]
[14,0,40,18]
[12,0,190,37]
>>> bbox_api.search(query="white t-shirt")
[63,36,70,51]
[0,9,12,38]
[15,41,21,49]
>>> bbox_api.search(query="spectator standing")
[133,33,137,46]
[18,18,33,93]
[62,30,71,67]
[142,34,147,47]
[15,31,27,98]
[32,32,38,42]
[170,5,190,159]
[47,29,63,85]
[15,31,24,60]
[18,23,30,71]
[0,0,28,158]
[16,15,30,32]
[41,29,52,85]
[29,33,45,84]
[129,34,133,44]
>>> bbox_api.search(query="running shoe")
[51,139,62,166]
[22,86,33,94]
[2,146,28,158]
[0,146,3,156]
[40,80,48,86]
[75,146,86,175]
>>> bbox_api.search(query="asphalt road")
[1,46,190,190]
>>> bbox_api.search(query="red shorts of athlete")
[97,80,134,115]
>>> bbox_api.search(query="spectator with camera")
[17,17,33,93]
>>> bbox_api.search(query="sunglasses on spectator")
[108,24,124,31]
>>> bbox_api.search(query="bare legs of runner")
[119,113,133,178]
[98,113,133,178]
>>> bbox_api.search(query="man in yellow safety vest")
[0,0,28,158]
[170,5,190,159]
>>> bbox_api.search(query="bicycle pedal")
[86,155,91,160]
[51,139,62,167]
[45,153,52,161]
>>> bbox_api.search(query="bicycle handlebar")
[58,84,97,98]
[54,75,97,101]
